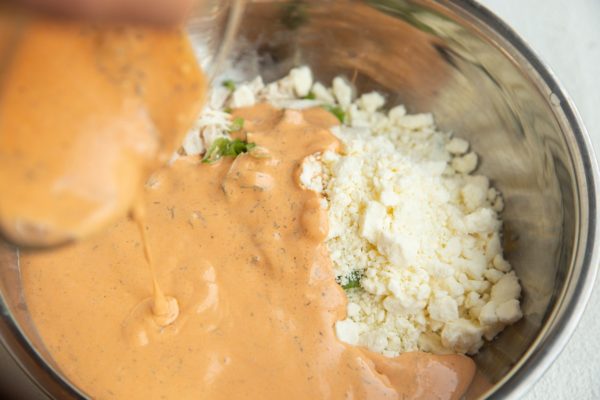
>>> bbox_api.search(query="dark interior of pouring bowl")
[0,0,577,398]
[223,0,575,388]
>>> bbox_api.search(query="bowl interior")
[0,1,591,399]
[220,0,580,394]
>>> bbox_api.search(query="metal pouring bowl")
[0,1,598,398]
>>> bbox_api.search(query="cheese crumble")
[182,67,522,356]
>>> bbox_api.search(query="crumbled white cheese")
[395,113,434,130]
[290,66,313,97]
[359,201,387,244]
[312,82,335,103]
[496,299,522,324]
[292,68,520,356]
[461,176,489,212]
[231,85,256,108]
[441,319,484,354]
[490,271,521,303]
[388,105,407,123]
[359,92,385,113]
[493,254,511,272]
[179,108,235,158]
[247,76,265,95]
[452,152,478,174]
[208,86,230,110]
[182,131,204,156]
[428,295,459,323]
[332,77,353,107]
[446,137,469,155]
[200,67,522,357]
[299,154,325,192]
[335,319,361,346]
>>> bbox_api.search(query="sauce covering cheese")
[0,11,482,400]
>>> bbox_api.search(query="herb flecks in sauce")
[202,137,256,164]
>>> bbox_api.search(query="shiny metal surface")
[0,0,598,399]
[188,0,245,77]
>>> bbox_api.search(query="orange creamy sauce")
[21,104,475,399]
[4,11,476,400]
[0,14,206,246]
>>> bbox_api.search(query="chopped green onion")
[202,138,228,164]
[229,117,244,132]
[323,104,346,123]
[222,79,236,91]
[340,271,362,290]
[202,138,256,164]
[222,139,255,156]
[223,107,233,114]
[302,91,316,100]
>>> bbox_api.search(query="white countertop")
[480,0,600,398]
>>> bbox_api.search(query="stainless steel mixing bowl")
[0,0,598,398]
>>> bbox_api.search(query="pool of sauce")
[20,104,475,399]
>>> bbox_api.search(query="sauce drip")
[21,104,476,399]
[0,13,206,247]
[131,201,179,326]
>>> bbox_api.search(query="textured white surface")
[480,0,600,399]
